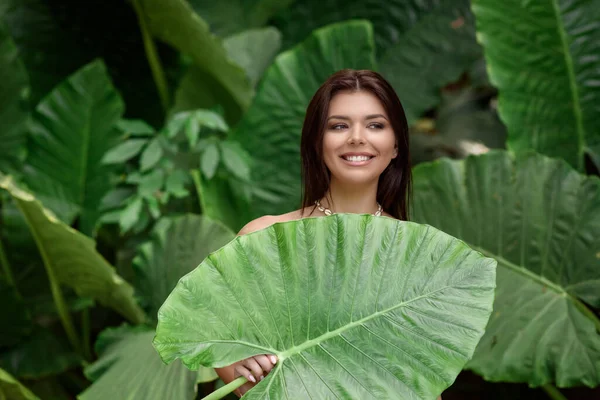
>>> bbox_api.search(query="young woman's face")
[323,90,397,185]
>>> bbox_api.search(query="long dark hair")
[300,69,412,220]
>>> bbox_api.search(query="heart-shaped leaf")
[22,59,124,235]
[133,214,235,320]
[230,20,376,218]
[154,214,496,399]
[411,150,600,387]
[471,0,600,171]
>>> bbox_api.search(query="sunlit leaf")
[154,214,496,399]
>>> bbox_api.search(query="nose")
[347,125,366,145]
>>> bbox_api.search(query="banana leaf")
[154,214,496,399]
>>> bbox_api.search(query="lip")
[339,152,376,166]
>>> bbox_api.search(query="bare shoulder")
[237,208,318,236]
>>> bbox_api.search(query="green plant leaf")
[184,118,200,148]
[193,109,228,132]
[219,140,251,182]
[188,0,293,37]
[0,330,81,379]
[165,170,189,198]
[140,138,163,172]
[200,143,220,180]
[133,214,234,319]
[379,1,481,124]
[102,139,149,164]
[154,214,496,399]
[0,176,146,324]
[0,22,29,174]
[138,170,165,199]
[79,325,198,400]
[137,0,253,119]
[119,196,144,233]
[192,171,253,232]
[223,27,282,87]
[0,368,39,400]
[411,150,600,387]
[22,59,124,236]
[231,20,376,218]
[116,119,155,137]
[471,0,600,171]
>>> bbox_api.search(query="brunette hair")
[300,69,412,220]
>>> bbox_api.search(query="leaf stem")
[190,169,207,214]
[202,376,246,400]
[541,384,568,400]
[0,237,16,287]
[14,200,82,355]
[132,0,170,112]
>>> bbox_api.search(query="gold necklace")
[315,200,383,216]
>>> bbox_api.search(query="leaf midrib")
[550,0,584,170]
[472,245,600,331]
[278,284,451,360]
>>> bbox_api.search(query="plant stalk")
[132,0,170,112]
[14,201,82,355]
[541,384,568,400]
[202,376,246,400]
[190,169,207,214]
[0,237,16,287]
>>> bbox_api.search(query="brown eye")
[368,123,385,129]
[330,124,347,130]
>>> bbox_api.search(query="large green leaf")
[0,368,38,400]
[0,330,81,379]
[0,176,146,324]
[133,214,234,320]
[154,214,496,399]
[223,27,282,88]
[171,27,281,120]
[0,23,29,174]
[471,0,600,171]
[137,0,253,118]
[411,150,600,387]
[379,1,481,124]
[230,20,376,218]
[188,0,293,37]
[23,59,123,236]
[79,325,198,400]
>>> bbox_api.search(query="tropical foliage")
[0,0,599,399]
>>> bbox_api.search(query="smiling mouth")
[340,155,374,162]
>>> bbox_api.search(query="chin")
[330,169,383,186]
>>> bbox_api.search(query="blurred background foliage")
[0,0,599,399]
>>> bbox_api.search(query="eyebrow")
[327,114,388,121]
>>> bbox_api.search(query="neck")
[320,178,379,214]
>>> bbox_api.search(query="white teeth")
[344,155,371,162]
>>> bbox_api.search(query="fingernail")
[248,375,256,383]
[260,375,264,381]
[270,356,277,364]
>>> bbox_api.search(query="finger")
[244,358,264,381]
[234,364,257,383]
[254,354,274,374]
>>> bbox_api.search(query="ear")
[392,144,398,159]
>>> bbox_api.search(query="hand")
[233,354,278,396]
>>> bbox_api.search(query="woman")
[215,69,414,397]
